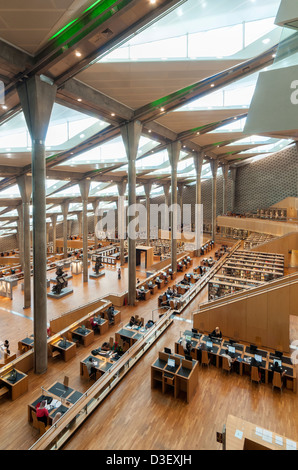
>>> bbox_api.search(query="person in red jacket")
[36,400,49,426]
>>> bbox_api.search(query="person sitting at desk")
[107,306,115,325]
[181,274,191,285]
[211,327,222,338]
[172,287,181,298]
[136,286,146,300]
[129,316,137,327]
[166,287,173,296]
[145,319,155,329]
[181,338,192,356]
[86,357,97,376]
[90,317,99,331]
[272,360,286,377]
[221,349,236,368]
[36,400,49,426]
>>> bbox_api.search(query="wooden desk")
[224,415,298,450]
[115,326,146,348]
[70,327,94,347]
[18,336,34,352]
[50,338,76,362]
[151,351,198,403]
[80,354,114,380]
[0,352,16,367]
[0,369,28,400]
[28,382,83,425]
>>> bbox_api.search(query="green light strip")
[83,0,103,14]
[49,18,79,41]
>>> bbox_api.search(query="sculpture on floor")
[94,256,103,275]
[52,267,68,295]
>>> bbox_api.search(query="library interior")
[0,0,297,452]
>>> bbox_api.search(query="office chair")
[201,350,210,367]
[272,372,283,392]
[222,356,231,374]
[63,375,69,388]
[251,366,261,385]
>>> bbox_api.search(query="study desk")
[151,351,198,403]
[224,415,298,450]
[49,338,77,362]
[18,336,34,352]
[70,326,94,347]
[115,326,146,348]
[136,288,150,301]
[147,283,158,295]
[28,381,84,425]
[80,354,114,380]
[0,351,16,367]
[0,369,28,400]
[90,315,109,335]
[175,331,296,392]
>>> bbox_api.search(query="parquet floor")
[0,241,297,451]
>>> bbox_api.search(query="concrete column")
[193,152,204,206]
[67,219,72,238]
[177,183,184,230]
[230,167,237,213]
[16,205,24,269]
[121,121,142,305]
[210,159,219,240]
[222,164,229,215]
[76,212,82,238]
[17,75,56,375]
[144,183,152,246]
[79,180,91,283]
[162,183,170,231]
[167,141,181,273]
[61,203,69,257]
[92,200,99,249]
[17,175,32,310]
[117,181,127,266]
[50,214,57,254]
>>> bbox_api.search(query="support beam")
[92,200,99,249]
[162,183,170,231]
[17,75,57,375]
[17,175,32,310]
[79,180,91,283]
[121,121,142,305]
[144,183,152,246]
[210,160,219,240]
[50,214,57,255]
[222,164,229,215]
[117,181,127,266]
[61,203,69,257]
[167,141,181,273]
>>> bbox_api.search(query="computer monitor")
[192,328,198,335]
[275,350,283,358]
[167,358,175,368]
[229,339,236,345]
[185,335,192,342]
[228,346,235,354]
[255,354,262,363]
[185,355,192,362]
[250,344,257,353]
[164,347,171,354]
[206,341,213,349]
[273,358,282,368]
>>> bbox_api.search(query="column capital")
[167,141,182,169]
[117,180,127,197]
[210,159,219,178]
[17,174,32,204]
[121,121,143,161]
[143,182,152,198]
[193,152,204,175]
[79,179,91,202]
[222,163,230,181]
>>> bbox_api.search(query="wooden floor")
[0,241,297,451]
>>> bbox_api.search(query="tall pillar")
[79,180,91,283]
[167,141,181,273]
[121,121,142,305]
[144,183,152,246]
[117,181,127,266]
[61,203,69,257]
[162,183,170,231]
[222,163,229,215]
[210,159,219,240]
[67,219,72,238]
[17,75,57,374]
[16,205,24,270]
[92,200,99,249]
[50,214,57,254]
[193,153,204,254]
[230,167,237,213]
[17,175,32,309]
[177,182,184,231]
[77,212,82,238]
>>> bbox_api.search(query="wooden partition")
[193,275,298,353]
[50,298,107,333]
